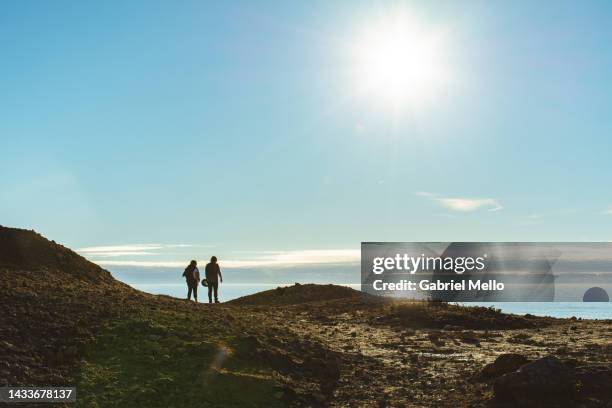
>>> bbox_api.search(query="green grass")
[76,307,285,408]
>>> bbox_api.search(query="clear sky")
[2,1,612,271]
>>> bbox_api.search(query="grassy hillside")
[77,307,284,407]
[0,226,348,407]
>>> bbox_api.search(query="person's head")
[211,256,217,264]
[190,260,197,266]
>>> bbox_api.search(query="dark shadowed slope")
[0,225,113,282]
[0,226,143,389]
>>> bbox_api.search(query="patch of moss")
[76,310,285,408]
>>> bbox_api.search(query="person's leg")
[213,282,219,303]
[208,284,213,303]
[187,281,193,300]
[193,284,198,303]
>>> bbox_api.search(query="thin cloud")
[85,251,157,257]
[77,243,194,258]
[416,191,503,212]
[604,207,612,215]
[96,260,191,267]
[93,249,360,269]
[520,209,578,225]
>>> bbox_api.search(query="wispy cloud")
[93,249,360,269]
[77,243,194,258]
[604,207,612,215]
[520,209,578,225]
[416,192,503,212]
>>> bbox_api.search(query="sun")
[350,13,449,110]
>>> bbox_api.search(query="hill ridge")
[0,225,113,282]
[229,283,366,306]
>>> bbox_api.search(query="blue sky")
[2,1,612,273]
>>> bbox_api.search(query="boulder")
[493,356,574,402]
[479,353,529,380]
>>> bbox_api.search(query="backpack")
[183,264,195,278]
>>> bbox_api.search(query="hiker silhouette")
[205,256,223,303]
[182,260,200,302]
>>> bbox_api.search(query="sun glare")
[351,13,449,110]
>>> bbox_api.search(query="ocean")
[130,282,611,320]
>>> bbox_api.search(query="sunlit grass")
[76,310,285,408]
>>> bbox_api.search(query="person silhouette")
[205,256,223,303]
[182,260,200,303]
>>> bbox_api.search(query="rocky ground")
[231,286,612,407]
[1,226,611,407]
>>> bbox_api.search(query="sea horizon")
[127,281,611,320]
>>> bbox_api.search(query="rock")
[479,353,529,380]
[0,340,18,352]
[509,332,534,345]
[312,392,326,404]
[54,351,65,365]
[64,346,78,360]
[458,330,479,344]
[574,364,612,399]
[427,331,444,346]
[493,356,574,402]
[494,355,612,404]
[280,387,297,403]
